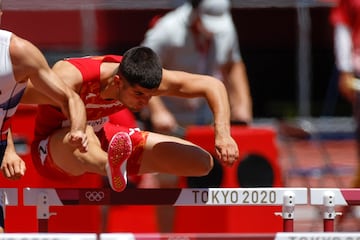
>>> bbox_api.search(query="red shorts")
[31,126,149,180]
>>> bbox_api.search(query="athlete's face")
[117,77,156,112]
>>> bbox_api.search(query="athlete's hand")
[215,134,239,167]
[66,130,88,153]
[1,151,26,180]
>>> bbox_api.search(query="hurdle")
[21,187,308,233]
[310,188,360,232]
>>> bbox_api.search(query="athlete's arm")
[11,34,88,152]
[222,61,252,124]
[1,130,26,180]
[147,96,178,132]
[334,24,356,103]
[160,69,239,166]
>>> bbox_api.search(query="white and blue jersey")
[0,30,27,162]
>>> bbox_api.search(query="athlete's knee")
[85,125,101,145]
[196,151,213,176]
[85,125,96,136]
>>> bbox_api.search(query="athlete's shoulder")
[9,33,48,73]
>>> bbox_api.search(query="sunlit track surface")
[278,138,360,232]
[3,0,335,11]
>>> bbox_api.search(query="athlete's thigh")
[139,132,210,173]
[49,125,102,175]
[48,127,84,174]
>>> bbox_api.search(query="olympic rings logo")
[85,191,105,201]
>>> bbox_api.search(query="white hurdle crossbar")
[23,187,308,232]
[310,188,360,232]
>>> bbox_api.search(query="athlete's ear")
[113,74,122,86]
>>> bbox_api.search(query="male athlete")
[27,46,239,192]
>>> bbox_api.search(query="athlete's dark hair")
[119,46,162,89]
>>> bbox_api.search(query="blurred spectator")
[330,0,360,227]
[141,0,252,232]
[142,0,252,132]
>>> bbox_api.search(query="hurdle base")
[38,219,48,233]
[283,219,294,232]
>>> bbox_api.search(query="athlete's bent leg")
[49,125,108,176]
[138,132,213,176]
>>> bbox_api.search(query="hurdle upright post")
[322,190,335,232]
[282,191,295,232]
[25,188,59,232]
[310,188,351,232]
[37,191,50,233]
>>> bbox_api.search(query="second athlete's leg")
[50,125,108,176]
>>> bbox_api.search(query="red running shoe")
[106,132,132,192]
